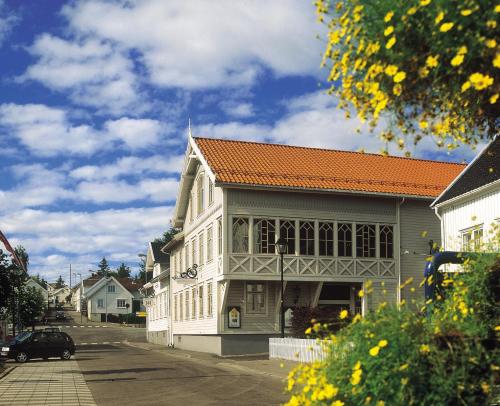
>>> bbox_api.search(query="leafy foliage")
[116,262,131,278]
[316,0,499,155]
[97,257,111,276]
[17,286,45,328]
[55,275,65,288]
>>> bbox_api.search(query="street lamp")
[276,237,287,338]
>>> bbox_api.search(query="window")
[207,282,213,317]
[185,291,189,320]
[198,285,204,317]
[217,218,223,255]
[185,244,189,268]
[208,179,214,206]
[192,238,196,265]
[199,233,204,265]
[356,224,376,257]
[300,221,315,255]
[319,222,334,256]
[379,225,394,258]
[174,295,178,321]
[246,283,266,314]
[180,293,183,320]
[280,220,296,254]
[254,219,276,254]
[197,174,204,215]
[338,223,353,257]
[97,299,104,308]
[232,217,249,253]
[191,288,196,319]
[462,227,483,251]
[179,248,183,277]
[207,226,213,261]
[107,285,115,293]
[116,299,126,308]
[189,193,193,223]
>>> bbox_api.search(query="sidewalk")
[0,360,96,406]
[124,340,297,380]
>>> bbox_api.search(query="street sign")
[142,298,153,307]
[135,311,147,317]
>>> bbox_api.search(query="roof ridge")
[193,136,466,166]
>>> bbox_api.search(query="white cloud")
[20,34,143,115]
[0,103,169,156]
[195,121,270,142]
[220,101,255,118]
[0,0,18,47]
[2,206,173,281]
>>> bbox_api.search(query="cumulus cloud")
[0,103,170,156]
[2,206,173,281]
[220,101,255,118]
[0,0,18,47]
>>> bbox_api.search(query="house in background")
[82,276,144,322]
[73,274,102,312]
[49,286,71,307]
[432,136,499,251]
[25,278,49,308]
[142,242,171,345]
[164,135,464,356]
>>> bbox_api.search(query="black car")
[55,311,66,321]
[2,331,75,363]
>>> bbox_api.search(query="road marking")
[91,342,98,345]
[102,342,109,344]
[113,341,121,344]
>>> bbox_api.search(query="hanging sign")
[227,306,241,328]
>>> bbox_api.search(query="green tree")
[97,257,111,277]
[32,274,47,289]
[316,0,499,154]
[14,245,29,272]
[116,262,131,278]
[17,286,45,330]
[55,275,65,289]
[153,227,180,246]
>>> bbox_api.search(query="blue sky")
[0,0,479,283]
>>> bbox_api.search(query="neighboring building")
[164,135,464,355]
[432,137,499,251]
[83,276,144,322]
[49,286,71,307]
[25,278,49,307]
[73,275,102,312]
[143,242,171,346]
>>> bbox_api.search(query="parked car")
[1,331,75,363]
[55,311,66,321]
[44,327,61,332]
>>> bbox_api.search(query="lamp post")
[276,237,287,338]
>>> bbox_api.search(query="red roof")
[195,137,465,198]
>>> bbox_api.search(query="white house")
[142,242,171,345]
[49,286,71,307]
[82,276,144,322]
[72,275,102,312]
[25,278,49,308]
[432,136,499,251]
[163,135,464,356]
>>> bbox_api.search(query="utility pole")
[69,264,72,289]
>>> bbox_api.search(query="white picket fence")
[269,338,330,363]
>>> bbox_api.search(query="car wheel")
[16,352,28,363]
[61,349,71,360]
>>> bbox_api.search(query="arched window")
[279,220,295,254]
[232,218,249,253]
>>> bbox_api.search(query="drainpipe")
[434,207,445,251]
[396,198,405,303]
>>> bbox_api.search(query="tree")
[316,0,499,155]
[55,275,65,289]
[14,245,29,272]
[32,274,47,289]
[17,286,45,330]
[97,257,111,277]
[153,227,180,246]
[116,262,131,278]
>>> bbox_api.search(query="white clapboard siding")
[269,338,329,363]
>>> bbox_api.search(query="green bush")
[285,254,499,405]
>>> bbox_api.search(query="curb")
[0,365,16,381]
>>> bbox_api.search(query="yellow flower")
[378,339,388,347]
[461,81,471,92]
[494,54,500,68]
[487,20,497,29]
[394,71,406,83]
[418,67,429,78]
[399,363,409,371]
[460,9,473,16]
[353,361,361,370]
[435,11,444,24]
[340,309,349,319]
[385,65,398,76]
[420,0,431,6]
[352,313,362,323]
[469,72,494,90]
[377,401,385,406]
[426,55,439,68]
[481,382,490,394]
[419,120,428,129]
[369,346,380,356]
[420,344,430,354]
[384,11,394,23]
[305,327,312,335]
[384,26,394,36]
[386,36,396,49]
[451,54,464,67]
[332,401,344,406]
[495,5,500,12]
[440,22,454,32]
[486,39,497,48]
[351,369,362,385]
[494,325,500,331]
[407,7,417,15]
[458,46,468,55]
[358,290,364,297]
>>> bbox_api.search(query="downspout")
[434,207,445,251]
[396,198,405,303]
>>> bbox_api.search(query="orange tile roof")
[194,137,466,198]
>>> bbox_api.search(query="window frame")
[319,222,334,257]
[232,217,249,253]
[116,298,127,309]
[198,232,204,265]
[217,217,223,256]
[299,220,315,256]
[254,218,276,254]
[356,223,376,258]
[208,179,214,206]
[207,282,213,317]
[207,226,213,262]
[279,219,296,255]
[461,225,483,251]
[107,285,115,293]
[191,288,196,319]
[197,173,205,216]
[198,285,204,318]
[379,224,394,259]
[245,282,267,315]
[97,298,104,308]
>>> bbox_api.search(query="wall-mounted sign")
[227,306,241,328]
[143,298,154,307]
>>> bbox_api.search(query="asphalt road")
[52,315,287,405]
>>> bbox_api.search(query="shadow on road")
[82,367,174,375]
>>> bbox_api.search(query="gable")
[433,137,500,206]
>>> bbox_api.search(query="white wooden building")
[142,242,171,345]
[432,137,499,251]
[164,135,464,355]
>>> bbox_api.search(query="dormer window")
[107,285,115,293]
[197,174,205,216]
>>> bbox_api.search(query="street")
[0,315,289,405]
